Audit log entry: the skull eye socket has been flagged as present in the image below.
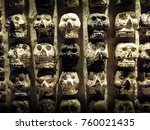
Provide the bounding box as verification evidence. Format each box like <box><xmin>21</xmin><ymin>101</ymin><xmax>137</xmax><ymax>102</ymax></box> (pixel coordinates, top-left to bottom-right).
<box><xmin>46</xmin><ymin>45</ymin><xmax>51</xmax><ymax>50</ymax></box>
<box><xmin>19</xmin><ymin>76</ymin><xmax>24</xmax><ymax>81</ymax></box>
<box><xmin>71</xmin><ymin>18</ymin><xmax>76</xmax><ymax>21</ymax></box>
<box><xmin>14</xmin><ymin>16</ymin><xmax>20</xmax><ymax>21</ymax></box>
<box><xmin>119</xmin><ymin>75</ymin><xmax>124</xmax><ymax>80</ymax></box>
<box><xmin>72</xmin><ymin>48</ymin><xmax>77</xmax><ymax>53</ymax></box>
<box><xmin>122</xmin><ymin>47</ymin><xmax>127</xmax><ymax>51</ymax></box>
<box><xmin>37</xmin><ymin>78</ymin><xmax>44</xmax><ymax>84</ymax></box>
<box><xmin>119</xmin><ymin>13</ymin><xmax>127</xmax><ymax>20</ymax></box>
<box><xmin>45</xmin><ymin>16</ymin><xmax>51</xmax><ymax>21</ymax></box>
<box><xmin>63</xmin><ymin>76</ymin><xmax>67</xmax><ymax>80</ymax></box>
<box><xmin>131</xmin><ymin>48</ymin><xmax>136</xmax><ymax>52</ymax></box>
<box><xmin>101</xmin><ymin>16</ymin><xmax>106</xmax><ymax>21</ymax></box>
<box><xmin>129</xmin><ymin>73</ymin><xmax>135</xmax><ymax>79</ymax></box>
<box><xmin>88</xmin><ymin>75</ymin><xmax>94</xmax><ymax>80</ymax></box>
<box><xmin>71</xmin><ymin>75</ymin><xmax>75</xmax><ymax>79</ymax></box>
<box><xmin>37</xmin><ymin>45</ymin><xmax>42</xmax><ymax>50</ymax></box>
<box><xmin>62</xmin><ymin>48</ymin><xmax>68</xmax><ymax>53</ymax></box>
<box><xmin>91</xmin><ymin>16</ymin><xmax>97</xmax><ymax>21</ymax></box>
<box><xmin>36</xmin><ymin>17</ymin><xmax>41</xmax><ymax>21</ymax></box>
<box><xmin>63</xmin><ymin>18</ymin><xmax>68</xmax><ymax>22</ymax></box>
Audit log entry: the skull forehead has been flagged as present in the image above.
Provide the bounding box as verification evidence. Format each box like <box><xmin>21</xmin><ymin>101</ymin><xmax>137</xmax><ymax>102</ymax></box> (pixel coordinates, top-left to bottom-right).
<box><xmin>116</xmin><ymin>11</ymin><xmax>138</xmax><ymax>19</ymax></box>
<box><xmin>116</xmin><ymin>43</ymin><xmax>137</xmax><ymax>50</ymax></box>
<box><xmin>11</xmin><ymin>14</ymin><xmax>26</xmax><ymax>21</ymax></box>
<box><xmin>61</xmin><ymin>43</ymin><xmax>80</xmax><ymax>50</ymax></box>
<box><xmin>61</xmin><ymin>13</ymin><xmax>80</xmax><ymax>20</ymax></box>
<box><xmin>61</xmin><ymin>72</ymin><xmax>79</xmax><ymax>78</ymax></box>
<box><xmin>35</xmin><ymin>14</ymin><xmax>52</xmax><ymax>20</ymax></box>
<box><xmin>89</xmin><ymin>13</ymin><xmax>107</xmax><ymax>19</ymax></box>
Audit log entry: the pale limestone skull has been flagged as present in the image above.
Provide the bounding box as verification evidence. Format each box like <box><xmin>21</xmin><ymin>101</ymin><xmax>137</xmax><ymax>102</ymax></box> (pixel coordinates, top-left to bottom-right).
<box><xmin>88</xmin><ymin>13</ymin><xmax>110</xmax><ymax>41</ymax></box>
<box><xmin>33</xmin><ymin>43</ymin><xmax>56</xmax><ymax>69</ymax></box>
<box><xmin>37</xmin><ymin>99</ymin><xmax>56</xmax><ymax>113</ymax></box>
<box><xmin>139</xmin><ymin>43</ymin><xmax>150</xmax><ymax>60</ymax></box>
<box><xmin>139</xmin><ymin>73</ymin><xmax>150</xmax><ymax>97</ymax></box>
<box><xmin>88</xmin><ymin>100</ymin><xmax>108</xmax><ymax>113</ymax></box>
<box><xmin>33</xmin><ymin>14</ymin><xmax>54</xmax><ymax>37</ymax></box>
<box><xmin>59</xmin><ymin>13</ymin><xmax>81</xmax><ymax>39</ymax></box>
<box><xmin>10</xmin><ymin>72</ymin><xmax>31</xmax><ymax>97</ymax></box>
<box><xmin>88</xmin><ymin>0</ymin><xmax>107</xmax><ymax>7</ymax></box>
<box><xmin>115</xmin><ymin>43</ymin><xmax>138</xmax><ymax>68</ymax></box>
<box><xmin>65</xmin><ymin>0</ymin><xmax>79</xmax><ymax>7</ymax></box>
<box><xmin>59</xmin><ymin>72</ymin><xmax>79</xmax><ymax>95</ymax></box>
<box><xmin>59</xmin><ymin>99</ymin><xmax>81</xmax><ymax>113</ymax></box>
<box><xmin>86</xmin><ymin>72</ymin><xmax>107</xmax><ymax>99</ymax></box>
<box><xmin>140</xmin><ymin>12</ymin><xmax>150</xmax><ymax>36</ymax></box>
<box><xmin>115</xmin><ymin>12</ymin><xmax>139</xmax><ymax>37</ymax></box>
<box><xmin>8</xmin><ymin>44</ymin><xmax>31</xmax><ymax>68</ymax></box>
<box><xmin>0</xmin><ymin>81</ymin><xmax>6</xmax><ymax>103</ymax></box>
<box><xmin>9</xmin><ymin>0</ymin><xmax>25</xmax><ymax>9</ymax></box>
<box><xmin>37</xmin><ymin>75</ymin><xmax>56</xmax><ymax>96</ymax></box>
<box><xmin>114</xmin><ymin>99</ymin><xmax>135</xmax><ymax>113</ymax></box>
<box><xmin>114</xmin><ymin>70</ymin><xmax>136</xmax><ymax>98</ymax></box>
<box><xmin>11</xmin><ymin>100</ymin><xmax>30</xmax><ymax>113</ymax></box>
<box><xmin>5</xmin><ymin>14</ymin><xmax>28</xmax><ymax>37</ymax></box>
<box><xmin>86</xmin><ymin>42</ymin><xmax>108</xmax><ymax>66</ymax></box>
<box><xmin>60</xmin><ymin>43</ymin><xmax>80</xmax><ymax>68</ymax></box>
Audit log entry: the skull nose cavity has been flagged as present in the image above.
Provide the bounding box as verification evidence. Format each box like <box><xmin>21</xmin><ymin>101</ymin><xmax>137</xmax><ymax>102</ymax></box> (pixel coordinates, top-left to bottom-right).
<box><xmin>41</xmin><ymin>49</ymin><xmax>46</xmax><ymax>55</ymax></box>
<box><xmin>127</xmin><ymin>51</ymin><xmax>132</xmax><ymax>58</ymax></box>
<box><xmin>126</xmin><ymin>19</ymin><xmax>132</xmax><ymax>29</ymax></box>
<box><xmin>97</xmin><ymin>20</ymin><xmax>103</xmax><ymax>27</ymax></box>
<box><xmin>124</xmin><ymin>80</ymin><xmax>130</xmax><ymax>90</ymax></box>
<box><xmin>67</xmin><ymin>21</ymin><xmax>72</xmax><ymax>28</ymax></box>
<box><xmin>40</xmin><ymin>21</ymin><xmax>45</xmax><ymax>28</ymax></box>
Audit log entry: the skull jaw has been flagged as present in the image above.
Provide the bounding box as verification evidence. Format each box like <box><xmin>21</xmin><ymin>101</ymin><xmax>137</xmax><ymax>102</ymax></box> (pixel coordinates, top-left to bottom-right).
<box><xmin>10</xmin><ymin>31</ymin><xmax>27</xmax><ymax>38</ymax></box>
<box><xmin>10</xmin><ymin>61</ymin><xmax>30</xmax><ymax>68</ymax></box>
<box><xmin>89</xmin><ymin>31</ymin><xmax>106</xmax><ymax>41</ymax></box>
<box><xmin>36</xmin><ymin>28</ymin><xmax>54</xmax><ymax>37</ymax></box>
<box><xmin>117</xmin><ymin>60</ymin><xmax>136</xmax><ymax>68</ymax></box>
<box><xmin>35</xmin><ymin>61</ymin><xmax>56</xmax><ymax>69</ymax></box>
<box><xmin>39</xmin><ymin>87</ymin><xmax>55</xmax><ymax>96</ymax></box>
<box><xmin>62</xmin><ymin>88</ymin><xmax>78</xmax><ymax>95</ymax></box>
<box><xmin>64</xmin><ymin>31</ymin><xmax>79</xmax><ymax>39</ymax></box>
<box><xmin>116</xmin><ymin>30</ymin><xmax>135</xmax><ymax>37</ymax></box>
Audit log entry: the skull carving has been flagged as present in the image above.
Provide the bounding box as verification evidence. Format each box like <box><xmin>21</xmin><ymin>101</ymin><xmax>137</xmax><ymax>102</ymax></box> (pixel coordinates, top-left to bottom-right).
<box><xmin>86</xmin><ymin>42</ymin><xmax>108</xmax><ymax>71</ymax></box>
<box><xmin>36</xmin><ymin>74</ymin><xmax>56</xmax><ymax>96</ymax></box>
<box><xmin>64</xmin><ymin>0</ymin><xmax>79</xmax><ymax>7</ymax></box>
<box><xmin>135</xmin><ymin>100</ymin><xmax>150</xmax><ymax>113</ymax></box>
<box><xmin>115</xmin><ymin>43</ymin><xmax>138</xmax><ymax>68</ymax></box>
<box><xmin>33</xmin><ymin>14</ymin><xmax>54</xmax><ymax>37</ymax></box>
<box><xmin>88</xmin><ymin>13</ymin><xmax>110</xmax><ymax>41</ymax></box>
<box><xmin>60</xmin><ymin>43</ymin><xmax>80</xmax><ymax>68</ymax></box>
<box><xmin>115</xmin><ymin>12</ymin><xmax>139</xmax><ymax>37</ymax></box>
<box><xmin>59</xmin><ymin>13</ymin><xmax>81</xmax><ymax>39</ymax></box>
<box><xmin>59</xmin><ymin>99</ymin><xmax>81</xmax><ymax>113</ymax></box>
<box><xmin>33</xmin><ymin>43</ymin><xmax>56</xmax><ymax>69</ymax></box>
<box><xmin>10</xmin><ymin>71</ymin><xmax>31</xmax><ymax>97</ymax></box>
<box><xmin>140</xmin><ymin>12</ymin><xmax>150</xmax><ymax>36</ymax></box>
<box><xmin>139</xmin><ymin>73</ymin><xmax>150</xmax><ymax>97</ymax></box>
<box><xmin>35</xmin><ymin>0</ymin><xmax>54</xmax><ymax>8</ymax></box>
<box><xmin>37</xmin><ymin>99</ymin><xmax>56</xmax><ymax>113</ymax></box>
<box><xmin>11</xmin><ymin>100</ymin><xmax>30</xmax><ymax>113</ymax></box>
<box><xmin>8</xmin><ymin>44</ymin><xmax>31</xmax><ymax>68</ymax></box>
<box><xmin>86</xmin><ymin>72</ymin><xmax>107</xmax><ymax>99</ymax></box>
<box><xmin>0</xmin><ymin>81</ymin><xmax>6</xmax><ymax>103</ymax></box>
<box><xmin>139</xmin><ymin>43</ymin><xmax>150</xmax><ymax>70</ymax></box>
<box><xmin>88</xmin><ymin>0</ymin><xmax>107</xmax><ymax>7</ymax></box>
<box><xmin>59</xmin><ymin>72</ymin><xmax>79</xmax><ymax>95</ymax></box>
<box><xmin>114</xmin><ymin>70</ymin><xmax>136</xmax><ymax>99</ymax></box>
<box><xmin>88</xmin><ymin>100</ymin><xmax>108</xmax><ymax>113</ymax></box>
<box><xmin>5</xmin><ymin>14</ymin><xmax>28</xmax><ymax>38</ymax></box>
<box><xmin>9</xmin><ymin>0</ymin><xmax>25</xmax><ymax>10</ymax></box>
<box><xmin>114</xmin><ymin>99</ymin><xmax>135</xmax><ymax>113</ymax></box>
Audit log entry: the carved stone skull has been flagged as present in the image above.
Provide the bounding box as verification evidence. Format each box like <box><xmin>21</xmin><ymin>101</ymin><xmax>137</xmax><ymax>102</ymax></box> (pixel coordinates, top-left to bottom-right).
<box><xmin>36</xmin><ymin>74</ymin><xmax>56</xmax><ymax>96</ymax></box>
<box><xmin>88</xmin><ymin>100</ymin><xmax>108</xmax><ymax>113</ymax></box>
<box><xmin>65</xmin><ymin>0</ymin><xmax>79</xmax><ymax>7</ymax></box>
<box><xmin>8</xmin><ymin>44</ymin><xmax>31</xmax><ymax>68</ymax></box>
<box><xmin>33</xmin><ymin>43</ymin><xmax>56</xmax><ymax>69</ymax></box>
<box><xmin>86</xmin><ymin>72</ymin><xmax>107</xmax><ymax>99</ymax></box>
<box><xmin>140</xmin><ymin>12</ymin><xmax>150</xmax><ymax>36</ymax></box>
<box><xmin>139</xmin><ymin>73</ymin><xmax>150</xmax><ymax>97</ymax></box>
<box><xmin>139</xmin><ymin>43</ymin><xmax>150</xmax><ymax>60</ymax></box>
<box><xmin>5</xmin><ymin>14</ymin><xmax>28</xmax><ymax>37</ymax></box>
<box><xmin>114</xmin><ymin>70</ymin><xmax>136</xmax><ymax>98</ymax></box>
<box><xmin>115</xmin><ymin>43</ymin><xmax>138</xmax><ymax>68</ymax></box>
<box><xmin>88</xmin><ymin>0</ymin><xmax>107</xmax><ymax>7</ymax></box>
<box><xmin>9</xmin><ymin>0</ymin><xmax>25</xmax><ymax>9</ymax></box>
<box><xmin>37</xmin><ymin>99</ymin><xmax>56</xmax><ymax>113</ymax></box>
<box><xmin>115</xmin><ymin>12</ymin><xmax>139</xmax><ymax>37</ymax></box>
<box><xmin>59</xmin><ymin>72</ymin><xmax>79</xmax><ymax>95</ymax></box>
<box><xmin>10</xmin><ymin>71</ymin><xmax>31</xmax><ymax>97</ymax></box>
<box><xmin>33</xmin><ymin>14</ymin><xmax>54</xmax><ymax>37</ymax></box>
<box><xmin>11</xmin><ymin>100</ymin><xmax>30</xmax><ymax>113</ymax></box>
<box><xmin>114</xmin><ymin>99</ymin><xmax>135</xmax><ymax>113</ymax></box>
<box><xmin>59</xmin><ymin>13</ymin><xmax>81</xmax><ymax>39</ymax></box>
<box><xmin>86</xmin><ymin>42</ymin><xmax>108</xmax><ymax>67</ymax></box>
<box><xmin>59</xmin><ymin>99</ymin><xmax>81</xmax><ymax>113</ymax></box>
<box><xmin>88</xmin><ymin>13</ymin><xmax>110</xmax><ymax>41</ymax></box>
<box><xmin>60</xmin><ymin>43</ymin><xmax>80</xmax><ymax>68</ymax></box>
